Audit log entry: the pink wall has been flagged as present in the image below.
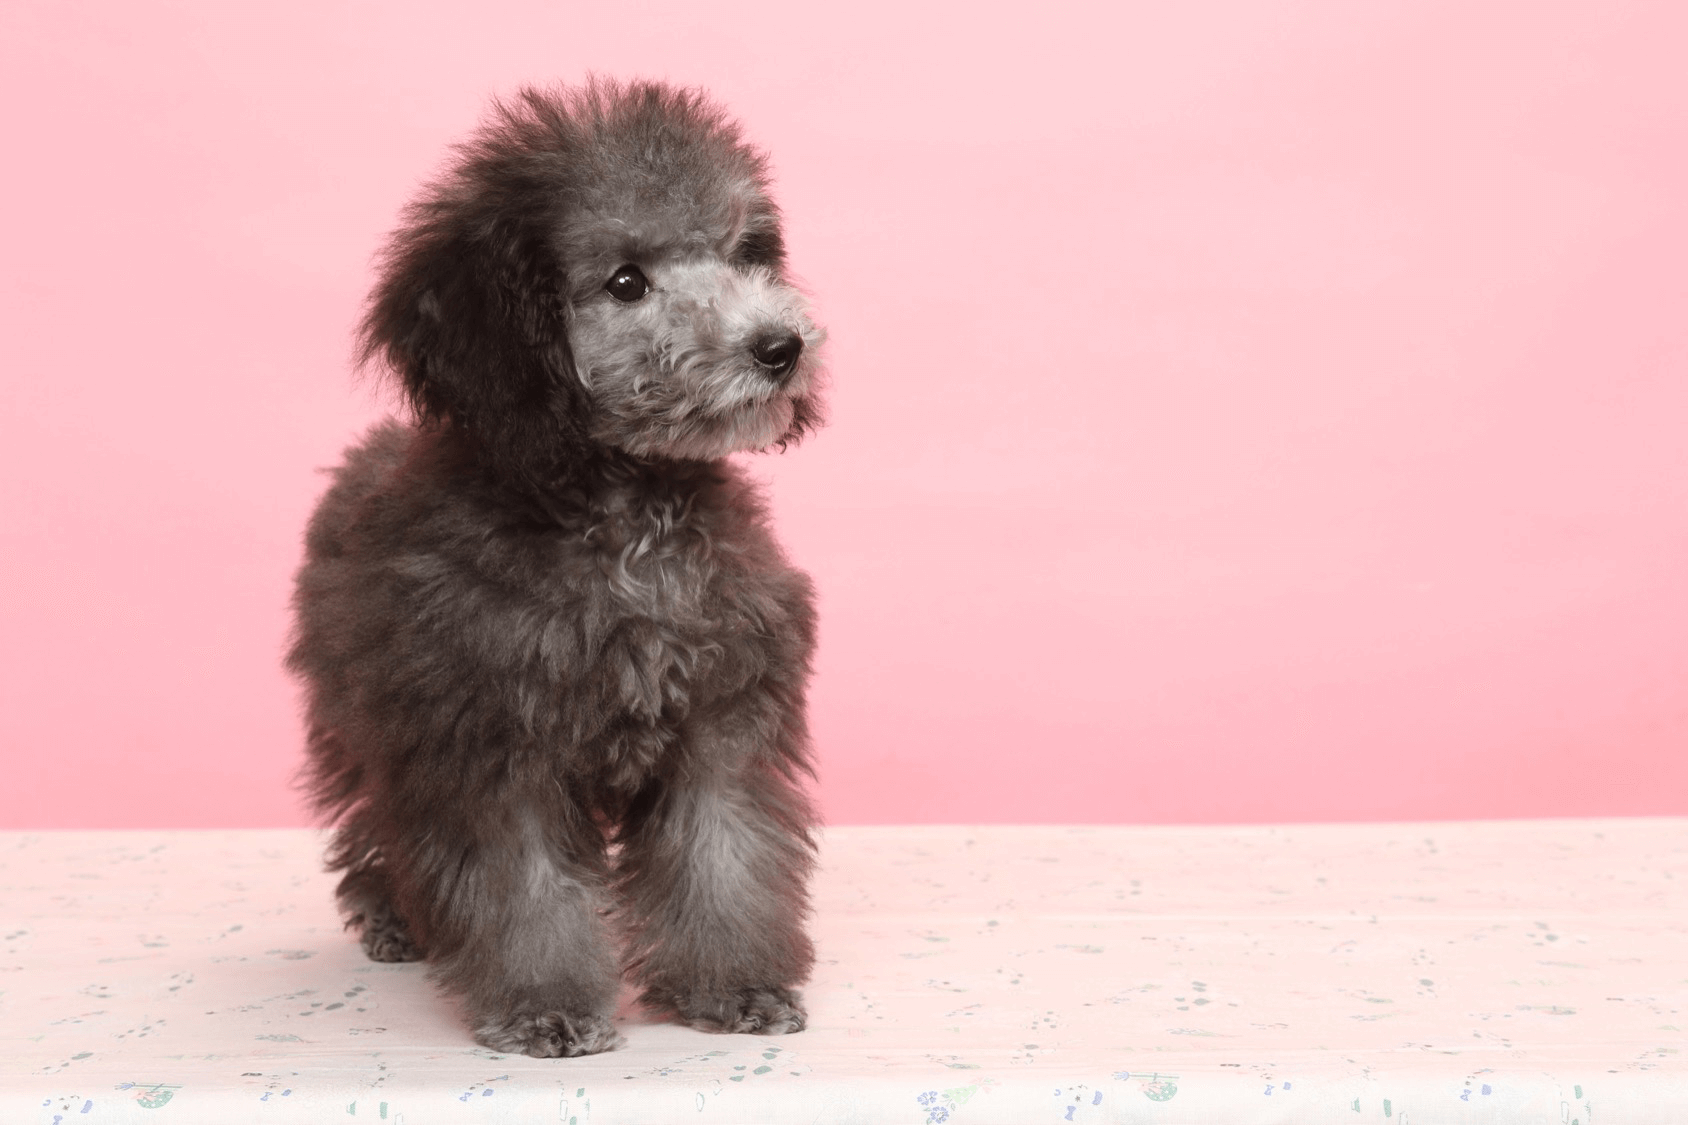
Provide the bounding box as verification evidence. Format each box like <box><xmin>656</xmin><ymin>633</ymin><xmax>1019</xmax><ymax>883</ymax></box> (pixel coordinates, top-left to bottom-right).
<box><xmin>3</xmin><ymin>1</ymin><xmax>1685</xmax><ymax>828</ymax></box>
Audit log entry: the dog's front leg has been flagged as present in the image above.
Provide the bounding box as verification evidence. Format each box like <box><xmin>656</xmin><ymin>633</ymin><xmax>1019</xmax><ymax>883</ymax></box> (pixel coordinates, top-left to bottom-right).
<box><xmin>617</xmin><ymin>743</ymin><xmax>817</xmax><ymax>1034</ymax></box>
<box><xmin>401</xmin><ymin>815</ymin><xmax>625</xmax><ymax>1058</ymax></box>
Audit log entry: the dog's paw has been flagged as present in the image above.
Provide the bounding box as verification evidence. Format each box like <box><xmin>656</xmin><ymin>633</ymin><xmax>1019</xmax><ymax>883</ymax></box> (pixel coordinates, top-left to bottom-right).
<box><xmin>474</xmin><ymin>1011</ymin><xmax>624</xmax><ymax>1058</ymax></box>
<box><xmin>358</xmin><ymin>915</ymin><xmax>424</xmax><ymax>963</ymax></box>
<box><xmin>674</xmin><ymin>987</ymin><xmax>807</xmax><ymax>1035</ymax></box>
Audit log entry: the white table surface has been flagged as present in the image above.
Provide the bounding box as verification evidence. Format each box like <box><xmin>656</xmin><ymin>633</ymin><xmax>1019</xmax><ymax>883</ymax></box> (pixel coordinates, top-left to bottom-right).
<box><xmin>2</xmin><ymin>821</ymin><xmax>1684</xmax><ymax>1123</ymax></box>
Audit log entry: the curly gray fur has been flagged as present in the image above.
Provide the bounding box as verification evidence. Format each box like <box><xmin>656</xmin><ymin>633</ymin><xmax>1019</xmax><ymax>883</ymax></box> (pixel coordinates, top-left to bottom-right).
<box><xmin>287</xmin><ymin>80</ymin><xmax>825</xmax><ymax>1058</ymax></box>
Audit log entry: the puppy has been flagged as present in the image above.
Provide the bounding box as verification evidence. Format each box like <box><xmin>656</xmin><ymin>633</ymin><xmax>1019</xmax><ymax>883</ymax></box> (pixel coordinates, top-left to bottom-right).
<box><xmin>287</xmin><ymin>80</ymin><xmax>825</xmax><ymax>1058</ymax></box>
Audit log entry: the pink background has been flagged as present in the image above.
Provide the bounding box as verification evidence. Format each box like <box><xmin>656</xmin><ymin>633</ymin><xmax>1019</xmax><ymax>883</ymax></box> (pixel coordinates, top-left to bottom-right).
<box><xmin>3</xmin><ymin>1</ymin><xmax>1685</xmax><ymax>829</ymax></box>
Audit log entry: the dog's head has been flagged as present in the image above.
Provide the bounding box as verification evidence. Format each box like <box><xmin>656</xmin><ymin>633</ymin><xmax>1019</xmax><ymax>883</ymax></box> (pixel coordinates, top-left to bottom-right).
<box><xmin>359</xmin><ymin>80</ymin><xmax>824</xmax><ymax>481</ymax></box>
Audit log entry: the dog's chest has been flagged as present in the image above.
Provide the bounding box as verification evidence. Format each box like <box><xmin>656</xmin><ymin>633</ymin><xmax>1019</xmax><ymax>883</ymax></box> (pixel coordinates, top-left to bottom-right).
<box><xmin>555</xmin><ymin>484</ymin><xmax>795</xmax><ymax>772</ymax></box>
<box><xmin>587</xmin><ymin>498</ymin><xmax>757</xmax><ymax>640</ymax></box>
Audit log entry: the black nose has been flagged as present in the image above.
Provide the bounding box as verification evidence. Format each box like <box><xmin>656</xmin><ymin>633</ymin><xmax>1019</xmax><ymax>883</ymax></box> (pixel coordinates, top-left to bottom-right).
<box><xmin>750</xmin><ymin>332</ymin><xmax>803</xmax><ymax>382</ymax></box>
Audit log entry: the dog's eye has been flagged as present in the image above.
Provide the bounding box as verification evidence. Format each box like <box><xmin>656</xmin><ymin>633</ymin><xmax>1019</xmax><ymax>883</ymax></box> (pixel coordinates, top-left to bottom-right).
<box><xmin>604</xmin><ymin>264</ymin><xmax>650</xmax><ymax>303</ymax></box>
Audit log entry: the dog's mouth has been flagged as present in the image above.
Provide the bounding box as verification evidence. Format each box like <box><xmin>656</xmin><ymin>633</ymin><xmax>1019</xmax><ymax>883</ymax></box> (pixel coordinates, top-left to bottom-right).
<box><xmin>723</xmin><ymin>356</ymin><xmax>829</xmax><ymax>449</ymax></box>
<box><xmin>584</xmin><ymin>379</ymin><xmax>810</xmax><ymax>462</ymax></box>
<box><xmin>666</xmin><ymin>390</ymin><xmax>807</xmax><ymax>460</ymax></box>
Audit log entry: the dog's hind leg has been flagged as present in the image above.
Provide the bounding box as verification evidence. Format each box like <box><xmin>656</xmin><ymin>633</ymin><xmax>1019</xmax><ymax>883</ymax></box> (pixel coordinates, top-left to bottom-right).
<box><xmin>617</xmin><ymin>750</ymin><xmax>817</xmax><ymax>1035</ymax></box>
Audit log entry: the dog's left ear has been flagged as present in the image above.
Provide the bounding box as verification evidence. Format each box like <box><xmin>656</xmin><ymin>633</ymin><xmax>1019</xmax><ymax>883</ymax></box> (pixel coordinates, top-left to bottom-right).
<box><xmin>358</xmin><ymin>127</ymin><xmax>590</xmax><ymax>483</ymax></box>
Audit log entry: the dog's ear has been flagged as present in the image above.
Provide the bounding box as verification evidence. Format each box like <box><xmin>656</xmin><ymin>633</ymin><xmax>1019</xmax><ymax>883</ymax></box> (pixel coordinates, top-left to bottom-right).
<box><xmin>358</xmin><ymin>117</ymin><xmax>590</xmax><ymax>483</ymax></box>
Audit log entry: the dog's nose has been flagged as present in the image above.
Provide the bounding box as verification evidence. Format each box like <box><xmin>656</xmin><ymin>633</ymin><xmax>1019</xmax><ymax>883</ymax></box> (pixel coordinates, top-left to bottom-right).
<box><xmin>750</xmin><ymin>332</ymin><xmax>803</xmax><ymax>382</ymax></box>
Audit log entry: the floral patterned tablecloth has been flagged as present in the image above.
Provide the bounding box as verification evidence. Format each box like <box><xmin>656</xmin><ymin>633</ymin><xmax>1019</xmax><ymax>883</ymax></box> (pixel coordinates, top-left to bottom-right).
<box><xmin>2</xmin><ymin>821</ymin><xmax>1684</xmax><ymax>1123</ymax></box>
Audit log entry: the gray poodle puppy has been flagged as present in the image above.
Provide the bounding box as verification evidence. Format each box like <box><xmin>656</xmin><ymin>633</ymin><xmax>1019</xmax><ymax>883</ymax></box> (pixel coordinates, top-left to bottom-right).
<box><xmin>287</xmin><ymin>80</ymin><xmax>825</xmax><ymax>1058</ymax></box>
